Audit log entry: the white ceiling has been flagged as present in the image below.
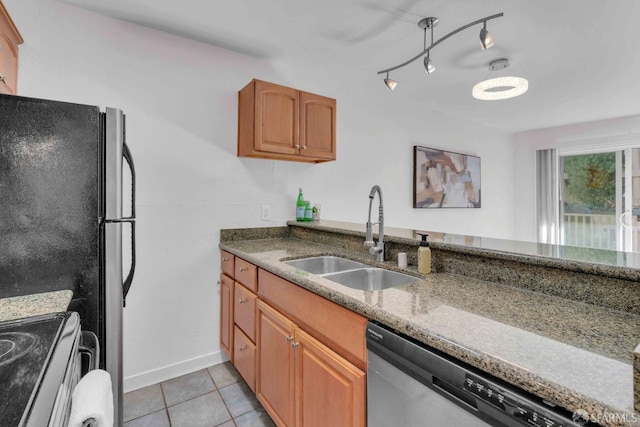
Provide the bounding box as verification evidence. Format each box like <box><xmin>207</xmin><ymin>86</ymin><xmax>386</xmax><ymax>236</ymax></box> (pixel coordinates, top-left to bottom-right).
<box><xmin>58</xmin><ymin>0</ymin><xmax>640</xmax><ymax>133</ymax></box>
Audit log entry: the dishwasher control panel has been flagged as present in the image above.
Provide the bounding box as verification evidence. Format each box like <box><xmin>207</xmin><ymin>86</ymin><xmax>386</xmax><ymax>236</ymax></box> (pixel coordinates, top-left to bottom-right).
<box><xmin>464</xmin><ymin>374</ymin><xmax>579</xmax><ymax>427</ymax></box>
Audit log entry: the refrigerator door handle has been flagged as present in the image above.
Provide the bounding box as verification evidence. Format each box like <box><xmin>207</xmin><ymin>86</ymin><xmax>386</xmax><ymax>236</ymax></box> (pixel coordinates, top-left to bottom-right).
<box><xmin>103</xmin><ymin>216</ymin><xmax>135</xmax><ymax>303</ymax></box>
<box><xmin>123</xmin><ymin>220</ymin><xmax>135</xmax><ymax>303</ymax></box>
<box><xmin>103</xmin><ymin>141</ymin><xmax>136</xmax><ymax>304</ymax></box>
<box><xmin>122</xmin><ymin>141</ymin><xmax>136</xmax><ymax>304</ymax></box>
<box><xmin>123</xmin><ymin>141</ymin><xmax>136</xmax><ymax>219</ymax></box>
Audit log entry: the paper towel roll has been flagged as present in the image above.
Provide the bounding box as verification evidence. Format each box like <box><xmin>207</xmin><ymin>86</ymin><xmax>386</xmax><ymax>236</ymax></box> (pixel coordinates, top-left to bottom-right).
<box><xmin>68</xmin><ymin>369</ymin><xmax>114</xmax><ymax>427</ymax></box>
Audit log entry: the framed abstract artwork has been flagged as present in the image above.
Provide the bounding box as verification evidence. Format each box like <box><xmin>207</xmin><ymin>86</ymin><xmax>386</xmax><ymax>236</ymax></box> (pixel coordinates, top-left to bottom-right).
<box><xmin>413</xmin><ymin>145</ymin><xmax>481</xmax><ymax>208</ymax></box>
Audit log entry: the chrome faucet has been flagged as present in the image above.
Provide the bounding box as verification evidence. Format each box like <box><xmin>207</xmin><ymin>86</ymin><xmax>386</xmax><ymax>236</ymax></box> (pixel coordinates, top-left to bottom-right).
<box><xmin>364</xmin><ymin>185</ymin><xmax>384</xmax><ymax>262</ymax></box>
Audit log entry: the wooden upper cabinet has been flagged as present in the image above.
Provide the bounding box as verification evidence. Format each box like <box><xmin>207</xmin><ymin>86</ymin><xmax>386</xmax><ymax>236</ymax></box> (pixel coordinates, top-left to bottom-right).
<box><xmin>0</xmin><ymin>1</ymin><xmax>23</xmax><ymax>95</ymax></box>
<box><xmin>238</xmin><ymin>79</ymin><xmax>336</xmax><ymax>163</ymax></box>
<box><xmin>254</xmin><ymin>80</ymin><xmax>298</xmax><ymax>156</ymax></box>
<box><xmin>299</xmin><ymin>91</ymin><xmax>336</xmax><ymax>161</ymax></box>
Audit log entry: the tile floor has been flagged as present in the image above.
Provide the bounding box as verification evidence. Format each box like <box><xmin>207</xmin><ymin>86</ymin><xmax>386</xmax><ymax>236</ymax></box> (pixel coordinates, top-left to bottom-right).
<box><xmin>123</xmin><ymin>362</ymin><xmax>275</xmax><ymax>427</ymax></box>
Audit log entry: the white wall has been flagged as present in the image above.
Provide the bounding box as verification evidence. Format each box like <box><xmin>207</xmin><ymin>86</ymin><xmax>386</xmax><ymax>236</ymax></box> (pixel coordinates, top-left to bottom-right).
<box><xmin>513</xmin><ymin>115</ymin><xmax>640</xmax><ymax>242</ymax></box>
<box><xmin>6</xmin><ymin>0</ymin><xmax>515</xmax><ymax>391</ymax></box>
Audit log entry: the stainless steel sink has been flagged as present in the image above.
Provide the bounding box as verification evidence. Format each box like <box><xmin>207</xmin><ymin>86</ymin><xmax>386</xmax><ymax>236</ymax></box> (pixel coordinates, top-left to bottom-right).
<box><xmin>322</xmin><ymin>268</ymin><xmax>418</xmax><ymax>291</ymax></box>
<box><xmin>284</xmin><ymin>256</ymin><xmax>370</xmax><ymax>275</ymax></box>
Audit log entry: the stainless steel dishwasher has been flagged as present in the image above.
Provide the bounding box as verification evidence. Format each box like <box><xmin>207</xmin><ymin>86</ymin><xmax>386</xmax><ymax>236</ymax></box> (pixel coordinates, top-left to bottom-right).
<box><xmin>366</xmin><ymin>321</ymin><xmax>591</xmax><ymax>427</ymax></box>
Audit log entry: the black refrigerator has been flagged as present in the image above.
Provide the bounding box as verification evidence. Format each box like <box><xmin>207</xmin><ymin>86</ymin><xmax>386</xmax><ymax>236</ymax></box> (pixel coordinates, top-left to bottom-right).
<box><xmin>0</xmin><ymin>94</ymin><xmax>136</xmax><ymax>425</ymax></box>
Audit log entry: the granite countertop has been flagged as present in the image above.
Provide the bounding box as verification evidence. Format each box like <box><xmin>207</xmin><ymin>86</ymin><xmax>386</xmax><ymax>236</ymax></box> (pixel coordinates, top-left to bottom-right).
<box><xmin>0</xmin><ymin>290</ymin><xmax>73</xmax><ymax>322</ymax></box>
<box><xmin>220</xmin><ymin>236</ymin><xmax>640</xmax><ymax>427</ymax></box>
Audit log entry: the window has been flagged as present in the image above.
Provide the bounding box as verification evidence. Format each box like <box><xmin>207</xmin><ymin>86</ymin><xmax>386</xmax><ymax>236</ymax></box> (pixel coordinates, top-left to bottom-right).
<box><xmin>558</xmin><ymin>147</ymin><xmax>640</xmax><ymax>252</ymax></box>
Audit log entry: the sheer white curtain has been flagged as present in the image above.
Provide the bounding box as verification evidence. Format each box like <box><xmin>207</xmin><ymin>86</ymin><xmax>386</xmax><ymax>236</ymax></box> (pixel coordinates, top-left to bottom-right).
<box><xmin>536</xmin><ymin>149</ymin><xmax>560</xmax><ymax>244</ymax></box>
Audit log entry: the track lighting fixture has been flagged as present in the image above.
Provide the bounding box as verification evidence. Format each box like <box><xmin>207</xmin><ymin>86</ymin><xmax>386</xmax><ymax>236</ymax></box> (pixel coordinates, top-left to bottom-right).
<box><xmin>424</xmin><ymin>53</ymin><xmax>435</xmax><ymax>74</ymax></box>
<box><xmin>472</xmin><ymin>58</ymin><xmax>528</xmax><ymax>100</ymax></box>
<box><xmin>422</xmin><ymin>18</ymin><xmax>436</xmax><ymax>74</ymax></box>
<box><xmin>479</xmin><ymin>22</ymin><xmax>494</xmax><ymax>50</ymax></box>
<box><xmin>378</xmin><ymin>13</ymin><xmax>504</xmax><ymax>90</ymax></box>
<box><xmin>384</xmin><ymin>72</ymin><xmax>397</xmax><ymax>91</ymax></box>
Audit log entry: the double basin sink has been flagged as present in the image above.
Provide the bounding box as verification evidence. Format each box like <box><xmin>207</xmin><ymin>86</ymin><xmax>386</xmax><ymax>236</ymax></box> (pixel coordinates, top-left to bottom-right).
<box><xmin>284</xmin><ymin>256</ymin><xmax>418</xmax><ymax>291</ymax></box>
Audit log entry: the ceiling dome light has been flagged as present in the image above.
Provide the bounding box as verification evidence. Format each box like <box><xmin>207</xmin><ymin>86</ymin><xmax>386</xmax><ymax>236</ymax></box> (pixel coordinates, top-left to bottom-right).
<box><xmin>473</xmin><ymin>58</ymin><xmax>528</xmax><ymax>100</ymax></box>
<box><xmin>424</xmin><ymin>53</ymin><xmax>436</xmax><ymax>74</ymax></box>
<box><xmin>384</xmin><ymin>72</ymin><xmax>397</xmax><ymax>91</ymax></box>
<box><xmin>472</xmin><ymin>76</ymin><xmax>528</xmax><ymax>100</ymax></box>
<box><xmin>479</xmin><ymin>22</ymin><xmax>494</xmax><ymax>50</ymax></box>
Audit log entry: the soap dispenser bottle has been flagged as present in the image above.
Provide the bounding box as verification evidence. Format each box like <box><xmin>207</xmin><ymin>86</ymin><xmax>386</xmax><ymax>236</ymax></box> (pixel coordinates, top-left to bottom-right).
<box><xmin>417</xmin><ymin>233</ymin><xmax>431</xmax><ymax>274</ymax></box>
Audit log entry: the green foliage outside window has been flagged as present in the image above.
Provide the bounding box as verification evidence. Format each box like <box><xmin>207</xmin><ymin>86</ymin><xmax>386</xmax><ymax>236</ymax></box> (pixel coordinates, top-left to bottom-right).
<box><xmin>563</xmin><ymin>153</ymin><xmax>616</xmax><ymax>212</ymax></box>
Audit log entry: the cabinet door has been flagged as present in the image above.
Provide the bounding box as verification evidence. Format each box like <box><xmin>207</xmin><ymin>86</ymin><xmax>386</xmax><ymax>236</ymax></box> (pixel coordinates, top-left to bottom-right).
<box><xmin>298</xmin><ymin>91</ymin><xmax>336</xmax><ymax>161</ymax></box>
<box><xmin>256</xmin><ymin>300</ymin><xmax>296</xmax><ymax>427</ymax></box>
<box><xmin>295</xmin><ymin>329</ymin><xmax>365</xmax><ymax>427</ymax></box>
<box><xmin>219</xmin><ymin>274</ymin><xmax>234</xmax><ymax>361</ymax></box>
<box><xmin>0</xmin><ymin>3</ymin><xmax>22</xmax><ymax>95</ymax></box>
<box><xmin>255</xmin><ymin>80</ymin><xmax>299</xmax><ymax>156</ymax></box>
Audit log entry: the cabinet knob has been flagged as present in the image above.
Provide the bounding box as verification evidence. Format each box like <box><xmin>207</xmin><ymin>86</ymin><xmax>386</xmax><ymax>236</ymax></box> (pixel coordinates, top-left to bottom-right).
<box><xmin>285</xmin><ymin>336</ymin><xmax>293</xmax><ymax>343</ymax></box>
<box><xmin>301</xmin><ymin>145</ymin><xmax>307</xmax><ymax>150</ymax></box>
<box><xmin>239</xmin><ymin>267</ymin><xmax>247</xmax><ymax>272</ymax></box>
<box><xmin>238</xmin><ymin>298</ymin><xmax>247</xmax><ymax>304</ymax></box>
<box><xmin>222</xmin><ymin>257</ymin><xmax>229</xmax><ymax>262</ymax></box>
<box><xmin>239</xmin><ymin>345</ymin><xmax>246</xmax><ymax>352</ymax></box>
<box><xmin>0</xmin><ymin>73</ymin><xmax>5</xmax><ymax>83</ymax></box>
<box><xmin>291</xmin><ymin>342</ymin><xmax>300</xmax><ymax>349</ymax></box>
<box><xmin>294</xmin><ymin>144</ymin><xmax>300</xmax><ymax>149</ymax></box>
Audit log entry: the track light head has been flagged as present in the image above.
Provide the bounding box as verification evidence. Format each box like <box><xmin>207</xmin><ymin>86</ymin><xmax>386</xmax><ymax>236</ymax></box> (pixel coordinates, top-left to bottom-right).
<box><xmin>479</xmin><ymin>22</ymin><xmax>494</xmax><ymax>50</ymax></box>
<box><xmin>384</xmin><ymin>73</ymin><xmax>397</xmax><ymax>90</ymax></box>
<box><xmin>423</xmin><ymin>54</ymin><xmax>436</xmax><ymax>74</ymax></box>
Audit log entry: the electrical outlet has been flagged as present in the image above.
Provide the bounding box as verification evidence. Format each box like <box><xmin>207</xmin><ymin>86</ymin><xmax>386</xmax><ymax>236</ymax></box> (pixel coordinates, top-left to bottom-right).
<box><xmin>261</xmin><ymin>205</ymin><xmax>271</xmax><ymax>221</ymax></box>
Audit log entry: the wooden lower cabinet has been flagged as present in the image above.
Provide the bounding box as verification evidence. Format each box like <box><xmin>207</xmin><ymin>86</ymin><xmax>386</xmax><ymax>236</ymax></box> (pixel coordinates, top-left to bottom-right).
<box><xmin>234</xmin><ymin>326</ymin><xmax>257</xmax><ymax>392</ymax></box>
<box><xmin>234</xmin><ymin>282</ymin><xmax>257</xmax><ymax>341</ymax></box>
<box><xmin>219</xmin><ymin>273</ymin><xmax>234</xmax><ymax>361</ymax></box>
<box><xmin>256</xmin><ymin>301</ymin><xmax>297</xmax><ymax>426</ymax></box>
<box><xmin>257</xmin><ymin>300</ymin><xmax>365</xmax><ymax>427</ymax></box>
<box><xmin>296</xmin><ymin>328</ymin><xmax>365</xmax><ymax>427</ymax></box>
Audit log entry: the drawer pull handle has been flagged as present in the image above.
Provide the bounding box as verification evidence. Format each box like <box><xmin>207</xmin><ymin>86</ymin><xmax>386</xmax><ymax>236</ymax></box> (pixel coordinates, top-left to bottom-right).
<box><xmin>239</xmin><ymin>345</ymin><xmax>246</xmax><ymax>352</ymax></box>
<box><xmin>239</xmin><ymin>267</ymin><xmax>247</xmax><ymax>272</ymax></box>
<box><xmin>222</xmin><ymin>257</ymin><xmax>229</xmax><ymax>262</ymax></box>
<box><xmin>238</xmin><ymin>298</ymin><xmax>247</xmax><ymax>304</ymax></box>
<box><xmin>291</xmin><ymin>342</ymin><xmax>300</xmax><ymax>349</ymax></box>
<box><xmin>285</xmin><ymin>336</ymin><xmax>293</xmax><ymax>343</ymax></box>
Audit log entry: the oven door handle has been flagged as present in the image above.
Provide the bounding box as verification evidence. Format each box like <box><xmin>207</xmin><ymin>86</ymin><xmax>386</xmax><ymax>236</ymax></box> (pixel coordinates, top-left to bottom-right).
<box><xmin>79</xmin><ymin>331</ymin><xmax>100</xmax><ymax>373</ymax></box>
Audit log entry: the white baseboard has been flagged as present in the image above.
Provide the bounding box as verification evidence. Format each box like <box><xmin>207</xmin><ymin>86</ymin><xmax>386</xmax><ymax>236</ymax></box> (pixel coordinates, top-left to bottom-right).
<box><xmin>123</xmin><ymin>351</ymin><xmax>228</xmax><ymax>393</ymax></box>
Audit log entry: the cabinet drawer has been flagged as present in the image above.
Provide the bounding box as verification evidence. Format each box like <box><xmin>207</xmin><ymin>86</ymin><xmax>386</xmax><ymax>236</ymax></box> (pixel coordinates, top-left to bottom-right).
<box><xmin>235</xmin><ymin>258</ymin><xmax>257</xmax><ymax>291</ymax></box>
<box><xmin>258</xmin><ymin>269</ymin><xmax>367</xmax><ymax>371</ymax></box>
<box><xmin>234</xmin><ymin>282</ymin><xmax>257</xmax><ymax>342</ymax></box>
<box><xmin>233</xmin><ymin>326</ymin><xmax>256</xmax><ymax>392</ymax></box>
<box><xmin>221</xmin><ymin>251</ymin><xmax>235</xmax><ymax>278</ymax></box>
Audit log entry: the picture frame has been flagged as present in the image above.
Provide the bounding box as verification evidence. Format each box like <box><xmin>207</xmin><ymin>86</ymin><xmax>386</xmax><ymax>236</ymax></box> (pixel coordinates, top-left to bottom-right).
<box><xmin>413</xmin><ymin>145</ymin><xmax>481</xmax><ymax>208</ymax></box>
